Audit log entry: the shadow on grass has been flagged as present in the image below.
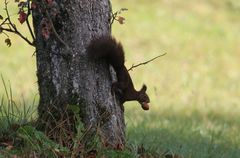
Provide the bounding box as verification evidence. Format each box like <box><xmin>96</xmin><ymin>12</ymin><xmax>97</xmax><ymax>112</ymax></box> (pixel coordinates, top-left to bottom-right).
<box><xmin>126</xmin><ymin>109</ymin><xmax>240</xmax><ymax>158</ymax></box>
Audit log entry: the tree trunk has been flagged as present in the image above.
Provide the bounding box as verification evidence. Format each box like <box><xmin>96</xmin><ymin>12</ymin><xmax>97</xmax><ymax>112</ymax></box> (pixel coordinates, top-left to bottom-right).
<box><xmin>32</xmin><ymin>0</ymin><xmax>125</xmax><ymax>149</ymax></box>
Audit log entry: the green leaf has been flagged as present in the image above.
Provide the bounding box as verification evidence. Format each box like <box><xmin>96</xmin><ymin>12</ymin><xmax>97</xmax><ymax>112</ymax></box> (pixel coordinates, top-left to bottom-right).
<box><xmin>68</xmin><ymin>104</ymin><xmax>80</xmax><ymax>114</ymax></box>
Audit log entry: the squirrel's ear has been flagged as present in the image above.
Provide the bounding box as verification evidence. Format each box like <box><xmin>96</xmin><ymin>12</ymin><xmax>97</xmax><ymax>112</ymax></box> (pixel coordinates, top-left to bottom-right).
<box><xmin>141</xmin><ymin>84</ymin><xmax>147</xmax><ymax>92</ymax></box>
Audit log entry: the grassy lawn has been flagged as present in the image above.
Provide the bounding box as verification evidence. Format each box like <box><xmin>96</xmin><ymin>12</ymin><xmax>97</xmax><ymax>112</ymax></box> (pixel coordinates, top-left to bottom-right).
<box><xmin>1</xmin><ymin>0</ymin><xmax>240</xmax><ymax>157</ymax></box>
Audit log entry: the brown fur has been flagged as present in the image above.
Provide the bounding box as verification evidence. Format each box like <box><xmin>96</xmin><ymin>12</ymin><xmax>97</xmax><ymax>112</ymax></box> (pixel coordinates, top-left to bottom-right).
<box><xmin>87</xmin><ymin>36</ymin><xmax>150</xmax><ymax>110</ymax></box>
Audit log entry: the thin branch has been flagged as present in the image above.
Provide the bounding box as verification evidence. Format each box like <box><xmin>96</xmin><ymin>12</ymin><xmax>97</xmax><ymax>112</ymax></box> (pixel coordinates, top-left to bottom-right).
<box><xmin>1</xmin><ymin>27</ymin><xmax>35</xmax><ymax>46</ymax></box>
<box><xmin>110</xmin><ymin>8</ymin><xmax>128</xmax><ymax>28</ymax></box>
<box><xmin>46</xmin><ymin>11</ymin><xmax>68</xmax><ymax>48</ymax></box>
<box><xmin>4</xmin><ymin>0</ymin><xmax>12</xmax><ymax>27</ymax></box>
<box><xmin>4</xmin><ymin>0</ymin><xmax>17</xmax><ymax>32</ymax></box>
<box><xmin>41</xmin><ymin>0</ymin><xmax>69</xmax><ymax>49</ymax></box>
<box><xmin>1</xmin><ymin>28</ymin><xmax>35</xmax><ymax>46</ymax></box>
<box><xmin>2</xmin><ymin>0</ymin><xmax>35</xmax><ymax>46</ymax></box>
<box><xmin>26</xmin><ymin>0</ymin><xmax>35</xmax><ymax>41</ymax></box>
<box><xmin>110</xmin><ymin>11</ymin><xmax>118</xmax><ymax>27</ymax></box>
<box><xmin>0</xmin><ymin>18</ymin><xmax>8</xmax><ymax>26</ymax></box>
<box><xmin>128</xmin><ymin>53</ymin><xmax>167</xmax><ymax>71</ymax></box>
<box><xmin>1</xmin><ymin>27</ymin><xmax>14</xmax><ymax>33</ymax></box>
<box><xmin>2</xmin><ymin>31</ymin><xmax>9</xmax><ymax>38</ymax></box>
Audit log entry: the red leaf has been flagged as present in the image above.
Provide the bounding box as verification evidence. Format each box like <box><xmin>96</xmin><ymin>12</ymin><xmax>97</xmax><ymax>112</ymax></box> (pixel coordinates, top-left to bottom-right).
<box><xmin>18</xmin><ymin>11</ymin><xmax>27</xmax><ymax>24</ymax></box>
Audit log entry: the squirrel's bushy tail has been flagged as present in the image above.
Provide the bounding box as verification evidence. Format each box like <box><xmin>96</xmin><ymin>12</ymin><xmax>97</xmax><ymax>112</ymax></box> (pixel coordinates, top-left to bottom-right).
<box><xmin>87</xmin><ymin>36</ymin><xmax>125</xmax><ymax>70</ymax></box>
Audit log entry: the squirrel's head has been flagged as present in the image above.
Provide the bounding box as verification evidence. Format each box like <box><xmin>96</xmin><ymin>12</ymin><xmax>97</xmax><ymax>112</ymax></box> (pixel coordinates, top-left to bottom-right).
<box><xmin>138</xmin><ymin>84</ymin><xmax>150</xmax><ymax>110</ymax></box>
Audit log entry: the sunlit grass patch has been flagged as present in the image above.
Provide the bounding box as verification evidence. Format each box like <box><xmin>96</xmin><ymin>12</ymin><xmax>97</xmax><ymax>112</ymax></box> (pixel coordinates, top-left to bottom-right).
<box><xmin>0</xmin><ymin>0</ymin><xmax>240</xmax><ymax>157</ymax></box>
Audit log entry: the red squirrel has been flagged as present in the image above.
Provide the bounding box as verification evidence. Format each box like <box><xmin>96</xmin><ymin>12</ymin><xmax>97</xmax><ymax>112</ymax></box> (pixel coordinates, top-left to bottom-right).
<box><xmin>87</xmin><ymin>36</ymin><xmax>150</xmax><ymax>110</ymax></box>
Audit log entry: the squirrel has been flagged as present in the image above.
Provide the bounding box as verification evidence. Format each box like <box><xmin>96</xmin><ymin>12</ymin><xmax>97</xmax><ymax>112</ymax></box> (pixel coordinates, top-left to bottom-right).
<box><xmin>87</xmin><ymin>36</ymin><xmax>150</xmax><ymax>111</ymax></box>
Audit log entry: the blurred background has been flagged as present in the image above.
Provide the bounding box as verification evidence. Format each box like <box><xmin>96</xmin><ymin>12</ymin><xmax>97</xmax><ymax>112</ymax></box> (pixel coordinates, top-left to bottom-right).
<box><xmin>0</xmin><ymin>0</ymin><xmax>240</xmax><ymax>157</ymax></box>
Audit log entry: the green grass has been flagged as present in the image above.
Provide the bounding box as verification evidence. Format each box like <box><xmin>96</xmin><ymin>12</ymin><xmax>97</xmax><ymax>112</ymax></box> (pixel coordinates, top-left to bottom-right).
<box><xmin>1</xmin><ymin>0</ymin><xmax>240</xmax><ymax>157</ymax></box>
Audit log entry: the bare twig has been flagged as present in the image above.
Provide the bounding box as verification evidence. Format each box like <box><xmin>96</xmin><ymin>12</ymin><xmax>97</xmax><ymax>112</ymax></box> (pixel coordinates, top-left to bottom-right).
<box><xmin>110</xmin><ymin>8</ymin><xmax>128</xmax><ymax>28</ymax></box>
<box><xmin>1</xmin><ymin>31</ymin><xmax>9</xmax><ymax>38</ymax></box>
<box><xmin>0</xmin><ymin>18</ymin><xmax>8</xmax><ymax>26</ymax></box>
<box><xmin>46</xmin><ymin>11</ymin><xmax>69</xmax><ymax>49</ymax></box>
<box><xmin>1</xmin><ymin>27</ymin><xmax>35</xmax><ymax>46</ymax></box>
<box><xmin>128</xmin><ymin>53</ymin><xmax>167</xmax><ymax>71</ymax></box>
<box><xmin>4</xmin><ymin>0</ymin><xmax>12</xmax><ymax>26</ymax></box>
<box><xmin>110</xmin><ymin>11</ymin><xmax>118</xmax><ymax>27</ymax></box>
<box><xmin>26</xmin><ymin>0</ymin><xmax>35</xmax><ymax>42</ymax></box>
<box><xmin>1</xmin><ymin>27</ymin><xmax>15</xmax><ymax>33</ymax></box>
<box><xmin>2</xmin><ymin>0</ymin><xmax>35</xmax><ymax>46</ymax></box>
<box><xmin>41</xmin><ymin>0</ymin><xmax>69</xmax><ymax>49</ymax></box>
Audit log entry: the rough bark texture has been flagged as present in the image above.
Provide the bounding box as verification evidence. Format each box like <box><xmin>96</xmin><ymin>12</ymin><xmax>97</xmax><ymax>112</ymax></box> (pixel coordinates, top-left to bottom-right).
<box><xmin>32</xmin><ymin>0</ymin><xmax>125</xmax><ymax>148</ymax></box>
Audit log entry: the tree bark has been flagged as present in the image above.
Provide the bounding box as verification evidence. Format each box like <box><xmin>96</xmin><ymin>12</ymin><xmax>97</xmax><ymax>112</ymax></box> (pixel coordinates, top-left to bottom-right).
<box><xmin>32</xmin><ymin>0</ymin><xmax>125</xmax><ymax>149</ymax></box>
